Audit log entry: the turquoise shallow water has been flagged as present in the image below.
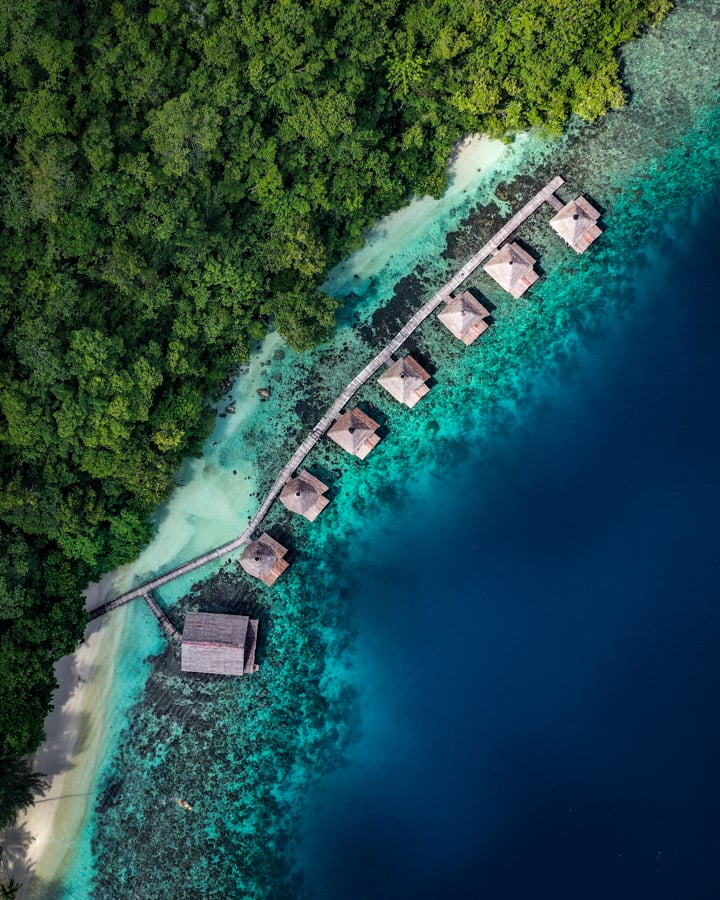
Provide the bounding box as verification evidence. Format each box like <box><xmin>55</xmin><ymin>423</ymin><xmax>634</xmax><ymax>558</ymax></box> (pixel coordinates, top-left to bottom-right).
<box><xmin>38</xmin><ymin>2</ymin><xmax>720</xmax><ymax>897</ymax></box>
<box><xmin>56</xmin><ymin>606</ymin><xmax>163</xmax><ymax>898</ymax></box>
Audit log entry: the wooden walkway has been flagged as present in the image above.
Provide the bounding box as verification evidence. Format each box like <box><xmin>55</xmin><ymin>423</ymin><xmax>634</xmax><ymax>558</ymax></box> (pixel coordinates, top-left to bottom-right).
<box><xmin>88</xmin><ymin>176</ymin><xmax>564</xmax><ymax>622</ymax></box>
<box><xmin>142</xmin><ymin>593</ymin><xmax>182</xmax><ymax>643</ymax></box>
<box><xmin>89</xmin><ymin>589</ymin><xmax>183</xmax><ymax>641</ymax></box>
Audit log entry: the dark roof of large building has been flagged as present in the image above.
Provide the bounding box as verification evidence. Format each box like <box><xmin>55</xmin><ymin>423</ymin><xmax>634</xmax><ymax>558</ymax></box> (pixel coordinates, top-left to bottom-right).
<box><xmin>181</xmin><ymin>611</ymin><xmax>258</xmax><ymax>676</ymax></box>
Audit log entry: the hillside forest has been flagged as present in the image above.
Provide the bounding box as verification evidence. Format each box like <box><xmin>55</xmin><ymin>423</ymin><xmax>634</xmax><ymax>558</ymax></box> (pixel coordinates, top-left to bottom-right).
<box><xmin>0</xmin><ymin>0</ymin><xmax>670</xmax><ymax>825</ymax></box>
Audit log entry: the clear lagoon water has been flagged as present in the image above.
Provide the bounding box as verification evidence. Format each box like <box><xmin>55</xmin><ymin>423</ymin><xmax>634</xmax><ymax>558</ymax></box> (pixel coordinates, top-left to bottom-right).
<box><xmin>33</xmin><ymin>2</ymin><xmax>720</xmax><ymax>897</ymax></box>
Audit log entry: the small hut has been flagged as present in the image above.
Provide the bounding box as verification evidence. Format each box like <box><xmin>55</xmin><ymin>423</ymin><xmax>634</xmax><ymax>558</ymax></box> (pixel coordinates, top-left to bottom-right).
<box><xmin>181</xmin><ymin>611</ymin><xmax>259</xmax><ymax>676</ymax></box>
<box><xmin>240</xmin><ymin>532</ymin><xmax>289</xmax><ymax>586</ymax></box>
<box><xmin>483</xmin><ymin>242</ymin><xmax>539</xmax><ymax>298</ymax></box>
<box><xmin>328</xmin><ymin>408</ymin><xmax>381</xmax><ymax>459</ymax></box>
<box><xmin>378</xmin><ymin>356</ymin><xmax>431</xmax><ymax>408</ymax></box>
<box><xmin>280</xmin><ymin>469</ymin><xmax>330</xmax><ymax>521</ymax></box>
<box><xmin>550</xmin><ymin>196</ymin><xmax>602</xmax><ymax>253</ymax></box>
<box><xmin>438</xmin><ymin>291</ymin><xmax>491</xmax><ymax>345</ymax></box>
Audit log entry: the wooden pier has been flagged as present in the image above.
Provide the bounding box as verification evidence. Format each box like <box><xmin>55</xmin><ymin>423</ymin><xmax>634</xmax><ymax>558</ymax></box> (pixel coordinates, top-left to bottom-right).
<box><xmin>142</xmin><ymin>593</ymin><xmax>182</xmax><ymax>643</ymax></box>
<box><xmin>89</xmin><ymin>176</ymin><xmax>565</xmax><ymax>624</ymax></box>
<box><xmin>89</xmin><ymin>589</ymin><xmax>182</xmax><ymax>641</ymax></box>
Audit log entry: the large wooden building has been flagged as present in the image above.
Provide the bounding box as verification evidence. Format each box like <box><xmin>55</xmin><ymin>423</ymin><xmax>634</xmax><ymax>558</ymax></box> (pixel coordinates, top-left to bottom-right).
<box><xmin>328</xmin><ymin>408</ymin><xmax>381</xmax><ymax>459</ymax></box>
<box><xmin>240</xmin><ymin>532</ymin><xmax>289</xmax><ymax>585</ymax></box>
<box><xmin>378</xmin><ymin>356</ymin><xmax>431</xmax><ymax>408</ymax></box>
<box><xmin>438</xmin><ymin>291</ymin><xmax>492</xmax><ymax>345</ymax></box>
<box><xmin>550</xmin><ymin>196</ymin><xmax>602</xmax><ymax>253</ymax></box>
<box><xmin>181</xmin><ymin>611</ymin><xmax>259</xmax><ymax>676</ymax></box>
<box><xmin>483</xmin><ymin>242</ymin><xmax>539</xmax><ymax>298</ymax></box>
<box><xmin>280</xmin><ymin>469</ymin><xmax>330</xmax><ymax>521</ymax></box>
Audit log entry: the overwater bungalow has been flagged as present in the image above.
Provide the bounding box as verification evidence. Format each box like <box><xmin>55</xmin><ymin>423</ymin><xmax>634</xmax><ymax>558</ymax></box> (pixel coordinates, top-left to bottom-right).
<box><xmin>378</xmin><ymin>356</ymin><xmax>431</xmax><ymax>408</ymax></box>
<box><xmin>181</xmin><ymin>611</ymin><xmax>259</xmax><ymax>676</ymax></box>
<box><xmin>549</xmin><ymin>196</ymin><xmax>603</xmax><ymax>253</ymax></box>
<box><xmin>240</xmin><ymin>532</ymin><xmax>289</xmax><ymax>585</ymax></box>
<box><xmin>438</xmin><ymin>291</ymin><xmax>492</xmax><ymax>345</ymax></box>
<box><xmin>280</xmin><ymin>469</ymin><xmax>330</xmax><ymax>521</ymax></box>
<box><xmin>483</xmin><ymin>242</ymin><xmax>539</xmax><ymax>298</ymax></box>
<box><xmin>328</xmin><ymin>407</ymin><xmax>381</xmax><ymax>459</ymax></box>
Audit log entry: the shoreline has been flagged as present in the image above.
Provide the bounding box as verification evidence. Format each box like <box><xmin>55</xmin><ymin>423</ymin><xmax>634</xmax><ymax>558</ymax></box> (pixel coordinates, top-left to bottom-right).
<box><xmin>2</xmin><ymin>332</ymin><xmax>281</xmax><ymax>894</ymax></box>
<box><xmin>323</xmin><ymin>133</ymin><xmax>522</xmax><ymax>297</ymax></box>
<box><xmin>9</xmin><ymin>595</ymin><xmax>129</xmax><ymax>898</ymax></box>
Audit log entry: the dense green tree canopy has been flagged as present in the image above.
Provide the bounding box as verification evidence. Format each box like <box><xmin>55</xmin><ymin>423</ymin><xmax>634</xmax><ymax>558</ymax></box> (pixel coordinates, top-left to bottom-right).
<box><xmin>0</xmin><ymin>0</ymin><xmax>670</xmax><ymax>819</ymax></box>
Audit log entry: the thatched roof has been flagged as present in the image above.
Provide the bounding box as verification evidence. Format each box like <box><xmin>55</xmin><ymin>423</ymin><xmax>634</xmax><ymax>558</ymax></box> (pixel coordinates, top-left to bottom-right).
<box><xmin>280</xmin><ymin>469</ymin><xmax>329</xmax><ymax>520</ymax></box>
<box><xmin>438</xmin><ymin>291</ymin><xmax>491</xmax><ymax>345</ymax></box>
<box><xmin>550</xmin><ymin>196</ymin><xmax>602</xmax><ymax>252</ymax></box>
<box><xmin>241</xmin><ymin>538</ymin><xmax>277</xmax><ymax>577</ymax></box>
<box><xmin>240</xmin><ymin>532</ymin><xmax>289</xmax><ymax>585</ymax></box>
<box><xmin>378</xmin><ymin>356</ymin><xmax>431</xmax><ymax>407</ymax></box>
<box><xmin>328</xmin><ymin>408</ymin><xmax>381</xmax><ymax>458</ymax></box>
<box><xmin>483</xmin><ymin>242</ymin><xmax>538</xmax><ymax>298</ymax></box>
<box><xmin>181</xmin><ymin>612</ymin><xmax>260</xmax><ymax>676</ymax></box>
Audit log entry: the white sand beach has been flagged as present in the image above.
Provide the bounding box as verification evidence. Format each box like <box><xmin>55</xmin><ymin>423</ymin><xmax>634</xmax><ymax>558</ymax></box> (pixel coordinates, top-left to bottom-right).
<box><xmin>324</xmin><ymin>134</ymin><xmax>521</xmax><ymax>291</ymax></box>
<box><xmin>7</xmin><ymin>579</ymin><xmax>128</xmax><ymax>897</ymax></box>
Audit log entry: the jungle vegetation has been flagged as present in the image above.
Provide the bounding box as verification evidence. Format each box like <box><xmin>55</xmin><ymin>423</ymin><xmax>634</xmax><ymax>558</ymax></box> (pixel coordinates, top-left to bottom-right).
<box><xmin>0</xmin><ymin>0</ymin><xmax>670</xmax><ymax>824</ymax></box>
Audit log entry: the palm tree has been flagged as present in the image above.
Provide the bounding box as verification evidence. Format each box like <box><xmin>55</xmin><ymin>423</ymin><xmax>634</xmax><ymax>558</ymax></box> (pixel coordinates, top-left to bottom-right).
<box><xmin>0</xmin><ymin>848</ymin><xmax>22</xmax><ymax>899</ymax></box>
<box><xmin>0</xmin><ymin>751</ymin><xmax>49</xmax><ymax>830</ymax></box>
<box><xmin>0</xmin><ymin>876</ymin><xmax>21</xmax><ymax>900</ymax></box>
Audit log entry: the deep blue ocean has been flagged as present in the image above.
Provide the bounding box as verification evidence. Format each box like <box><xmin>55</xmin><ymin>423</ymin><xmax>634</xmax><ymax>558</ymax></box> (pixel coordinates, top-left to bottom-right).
<box><xmin>299</xmin><ymin>208</ymin><xmax>720</xmax><ymax>899</ymax></box>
